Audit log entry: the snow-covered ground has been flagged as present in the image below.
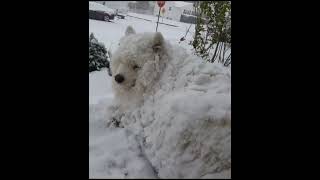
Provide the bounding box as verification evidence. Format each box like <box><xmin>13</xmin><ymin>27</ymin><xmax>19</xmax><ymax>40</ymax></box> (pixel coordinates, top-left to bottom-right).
<box><xmin>89</xmin><ymin>70</ymin><xmax>158</xmax><ymax>178</ymax></box>
<box><xmin>89</xmin><ymin>12</ymin><xmax>196</xmax><ymax>56</ymax></box>
<box><xmin>89</xmin><ymin>12</ymin><xmax>230</xmax><ymax>179</ymax></box>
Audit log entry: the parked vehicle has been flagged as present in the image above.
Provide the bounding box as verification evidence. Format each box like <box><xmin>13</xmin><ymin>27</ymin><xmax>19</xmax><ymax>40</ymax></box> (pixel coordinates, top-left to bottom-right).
<box><xmin>115</xmin><ymin>9</ymin><xmax>128</xmax><ymax>19</ymax></box>
<box><xmin>89</xmin><ymin>2</ymin><xmax>115</xmax><ymax>21</ymax></box>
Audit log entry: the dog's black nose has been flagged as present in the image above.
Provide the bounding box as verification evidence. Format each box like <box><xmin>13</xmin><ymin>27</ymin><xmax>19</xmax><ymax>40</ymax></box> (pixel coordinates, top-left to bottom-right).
<box><xmin>115</xmin><ymin>74</ymin><xmax>125</xmax><ymax>83</ymax></box>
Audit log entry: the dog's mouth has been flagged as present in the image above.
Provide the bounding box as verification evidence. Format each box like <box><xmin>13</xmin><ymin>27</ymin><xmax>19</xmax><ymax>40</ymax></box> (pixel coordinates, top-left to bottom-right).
<box><xmin>115</xmin><ymin>79</ymin><xmax>136</xmax><ymax>90</ymax></box>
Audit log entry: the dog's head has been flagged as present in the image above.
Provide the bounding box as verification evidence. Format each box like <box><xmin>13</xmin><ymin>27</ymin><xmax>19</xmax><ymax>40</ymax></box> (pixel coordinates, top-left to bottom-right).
<box><xmin>111</xmin><ymin>26</ymin><xmax>166</xmax><ymax>97</ymax></box>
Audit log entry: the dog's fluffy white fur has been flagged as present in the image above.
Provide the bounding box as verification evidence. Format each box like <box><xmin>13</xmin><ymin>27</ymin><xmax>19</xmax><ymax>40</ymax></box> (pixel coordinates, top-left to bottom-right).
<box><xmin>111</xmin><ymin>26</ymin><xmax>169</xmax><ymax>110</ymax></box>
<box><xmin>109</xmin><ymin>26</ymin><xmax>231</xmax><ymax>178</ymax></box>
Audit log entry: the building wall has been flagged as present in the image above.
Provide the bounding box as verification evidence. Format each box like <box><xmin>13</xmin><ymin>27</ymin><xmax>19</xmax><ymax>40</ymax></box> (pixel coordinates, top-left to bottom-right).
<box><xmin>103</xmin><ymin>1</ymin><xmax>130</xmax><ymax>11</ymax></box>
<box><xmin>181</xmin><ymin>4</ymin><xmax>195</xmax><ymax>15</ymax></box>
<box><xmin>169</xmin><ymin>7</ymin><xmax>183</xmax><ymax>21</ymax></box>
<box><xmin>154</xmin><ymin>2</ymin><xmax>195</xmax><ymax>22</ymax></box>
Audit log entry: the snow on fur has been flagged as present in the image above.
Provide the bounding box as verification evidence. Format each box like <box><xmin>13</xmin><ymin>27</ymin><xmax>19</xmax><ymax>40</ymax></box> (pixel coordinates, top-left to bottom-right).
<box><xmin>107</xmin><ymin>26</ymin><xmax>231</xmax><ymax>178</ymax></box>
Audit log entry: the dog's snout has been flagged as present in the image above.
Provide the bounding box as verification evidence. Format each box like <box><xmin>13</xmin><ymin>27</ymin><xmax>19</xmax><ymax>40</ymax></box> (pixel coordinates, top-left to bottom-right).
<box><xmin>115</xmin><ymin>74</ymin><xmax>125</xmax><ymax>83</ymax></box>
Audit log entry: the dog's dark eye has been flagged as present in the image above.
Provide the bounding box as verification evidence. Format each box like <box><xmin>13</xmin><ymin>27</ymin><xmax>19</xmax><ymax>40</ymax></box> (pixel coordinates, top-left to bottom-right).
<box><xmin>133</xmin><ymin>65</ymin><xmax>140</xmax><ymax>70</ymax></box>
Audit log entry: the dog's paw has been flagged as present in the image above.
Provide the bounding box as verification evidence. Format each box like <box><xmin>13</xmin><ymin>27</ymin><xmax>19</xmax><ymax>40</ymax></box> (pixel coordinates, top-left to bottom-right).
<box><xmin>106</xmin><ymin>117</ymin><xmax>121</xmax><ymax>128</ymax></box>
<box><xmin>106</xmin><ymin>109</ymin><xmax>125</xmax><ymax>128</ymax></box>
<box><xmin>111</xmin><ymin>117</ymin><xmax>124</xmax><ymax>128</ymax></box>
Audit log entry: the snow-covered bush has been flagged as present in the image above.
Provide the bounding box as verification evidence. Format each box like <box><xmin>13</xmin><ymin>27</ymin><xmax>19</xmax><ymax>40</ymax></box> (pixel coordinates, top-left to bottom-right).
<box><xmin>192</xmin><ymin>1</ymin><xmax>231</xmax><ymax>66</ymax></box>
<box><xmin>89</xmin><ymin>33</ymin><xmax>112</xmax><ymax>75</ymax></box>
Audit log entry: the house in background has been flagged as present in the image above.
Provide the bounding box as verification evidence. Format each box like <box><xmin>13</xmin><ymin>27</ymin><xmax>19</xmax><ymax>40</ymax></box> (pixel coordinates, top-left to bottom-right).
<box><xmin>153</xmin><ymin>1</ymin><xmax>196</xmax><ymax>23</ymax></box>
<box><xmin>91</xmin><ymin>1</ymin><xmax>197</xmax><ymax>23</ymax></box>
<box><xmin>93</xmin><ymin>1</ymin><xmax>156</xmax><ymax>15</ymax></box>
<box><xmin>93</xmin><ymin>1</ymin><xmax>130</xmax><ymax>13</ymax></box>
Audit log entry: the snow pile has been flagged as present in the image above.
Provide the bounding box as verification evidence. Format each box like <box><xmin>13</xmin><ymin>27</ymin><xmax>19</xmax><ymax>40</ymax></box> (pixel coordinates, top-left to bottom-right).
<box><xmin>89</xmin><ymin>70</ymin><xmax>158</xmax><ymax>178</ymax></box>
<box><xmin>89</xmin><ymin>69</ymin><xmax>113</xmax><ymax>105</ymax></box>
<box><xmin>110</xmin><ymin>43</ymin><xmax>231</xmax><ymax>178</ymax></box>
<box><xmin>89</xmin><ymin>107</ymin><xmax>157</xmax><ymax>179</ymax></box>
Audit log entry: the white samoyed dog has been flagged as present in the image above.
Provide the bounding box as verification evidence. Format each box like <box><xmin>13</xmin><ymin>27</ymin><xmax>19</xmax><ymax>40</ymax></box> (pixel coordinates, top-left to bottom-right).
<box><xmin>110</xmin><ymin>26</ymin><xmax>169</xmax><ymax>110</ymax></box>
<box><xmin>108</xmin><ymin>26</ymin><xmax>231</xmax><ymax>179</ymax></box>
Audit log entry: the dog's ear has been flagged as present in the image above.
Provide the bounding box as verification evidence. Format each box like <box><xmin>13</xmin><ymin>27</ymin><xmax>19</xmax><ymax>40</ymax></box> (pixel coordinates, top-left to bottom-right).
<box><xmin>152</xmin><ymin>32</ymin><xmax>164</xmax><ymax>53</ymax></box>
<box><xmin>125</xmin><ymin>26</ymin><xmax>136</xmax><ymax>36</ymax></box>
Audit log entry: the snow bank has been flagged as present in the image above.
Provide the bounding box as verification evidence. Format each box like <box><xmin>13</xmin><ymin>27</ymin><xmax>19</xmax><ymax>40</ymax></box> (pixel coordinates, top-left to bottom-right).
<box><xmin>89</xmin><ymin>70</ymin><xmax>157</xmax><ymax>178</ymax></box>
<box><xmin>89</xmin><ymin>69</ymin><xmax>113</xmax><ymax>105</ymax></box>
<box><xmin>89</xmin><ymin>103</ymin><xmax>157</xmax><ymax>179</ymax></box>
<box><xmin>110</xmin><ymin>42</ymin><xmax>231</xmax><ymax>178</ymax></box>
